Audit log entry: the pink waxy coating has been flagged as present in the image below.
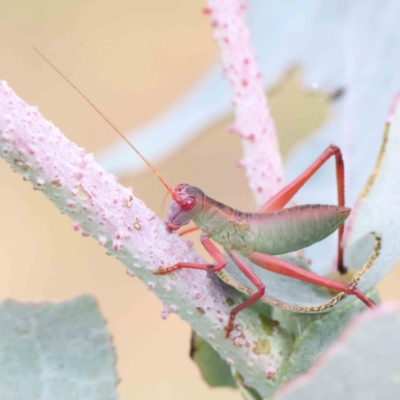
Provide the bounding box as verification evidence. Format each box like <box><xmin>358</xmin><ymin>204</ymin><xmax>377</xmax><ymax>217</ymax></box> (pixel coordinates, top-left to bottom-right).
<box><xmin>207</xmin><ymin>0</ymin><xmax>284</xmax><ymax>207</ymax></box>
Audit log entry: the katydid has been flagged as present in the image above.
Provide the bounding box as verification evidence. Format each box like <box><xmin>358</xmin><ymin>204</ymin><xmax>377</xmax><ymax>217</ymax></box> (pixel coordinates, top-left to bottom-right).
<box><xmin>117</xmin><ymin>136</ymin><xmax>377</xmax><ymax>337</ymax></box>
<box><xmin>150</xmin><ymin>145</ymin><xmax>376</xmax><ymax>337</ymax></box>
<box><xmin>33</xmin><ymin>46</ymin><xmax>376</xmax><ymax>339</ymax></box>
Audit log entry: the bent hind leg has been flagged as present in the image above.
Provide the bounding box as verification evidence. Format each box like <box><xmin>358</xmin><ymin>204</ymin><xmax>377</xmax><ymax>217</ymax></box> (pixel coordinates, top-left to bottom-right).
<box><xmin>224</xmin><ymin>250</ymin><xmax>266</xmax><ymax>338</ymax></box>
<box><xmin>249</xmin><ymin>252</ymin><xmax>376</xmax><ymax>308</ymax></box>
<box><xmin>258</xmin><ymin>145</ymin><xmax>348</xmax><ymax>274</ymax></box>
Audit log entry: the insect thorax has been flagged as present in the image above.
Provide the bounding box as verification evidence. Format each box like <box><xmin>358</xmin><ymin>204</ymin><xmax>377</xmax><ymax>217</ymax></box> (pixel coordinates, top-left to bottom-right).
<box><xmin>192</xmin><ymin>196</ymin><xmax>258</xmax><ymax>256</ymax></box>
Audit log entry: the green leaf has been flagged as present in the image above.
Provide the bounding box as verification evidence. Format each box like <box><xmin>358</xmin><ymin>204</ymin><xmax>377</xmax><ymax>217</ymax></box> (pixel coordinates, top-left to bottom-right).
<box><xmin>345</xmin><ymin>94</ymin><xmax>400</xmax><ymax>299</ymax></box>
<box><xmin>275</xmin><ymin>304</ymin><xmax>400</xmax><ymax>400</ymax></box>
<box><xmin>232</xmin><ymin>372</ymin><xmax>263</xmax><ymax>400</ymax></box>
<box><xmin>279</xmin><ymin>289</ymin><xmax>380</xmax><ymax>383</ymax></box>
<box><xmin>0</xmin><ymin>296</ymin><xmax>118</xmax><ymax>400</ymax></box>
<box><xmin>190</xmin><ymin>331</ymin><xmax>236</xmax><ymax>388</ymax></box>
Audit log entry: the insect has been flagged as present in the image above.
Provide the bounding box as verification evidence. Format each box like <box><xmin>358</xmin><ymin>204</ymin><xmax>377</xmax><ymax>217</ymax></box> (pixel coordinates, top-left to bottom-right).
<box><xmin>33</xmin><ymin>47</ymin><xmax>376</xmax><ymax>339</ymax></box>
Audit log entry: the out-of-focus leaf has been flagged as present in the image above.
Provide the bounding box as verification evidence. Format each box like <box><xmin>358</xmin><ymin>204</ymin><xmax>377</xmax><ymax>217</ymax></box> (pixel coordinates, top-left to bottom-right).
<box><xmin>0</xmin><ymin>296</ymin><xmax>118</xmax><ymax>400</ymax></box>
<box><xmin>232</xmin><ymin>372</ymin><xmax>263</xmax><ymax>400</ymax></box>
<box><xmin>274</xmin><ymin>304</ymin><xmax>400</xmax><ymax>400</ymax></box>
<box><xmin>190</xmin><ymin>331</ymin><xmax>236</xmax><ymax>388</ymax></box>
<box><xmin>279</xmin><ymin>289</ymin><xmax>380</xmax><ymax>383</ymax></box>
<box><xmin>344</xmin><ymin>94</ymin><xmax>400</xmax><ymax>302</ymax></box>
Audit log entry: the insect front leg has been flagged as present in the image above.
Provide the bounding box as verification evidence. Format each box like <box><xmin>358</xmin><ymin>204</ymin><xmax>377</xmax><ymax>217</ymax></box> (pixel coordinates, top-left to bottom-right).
<box><xmin>178</xmin><ymin>226</ymin><xmax>200</xmax><ymax>236</ymax></box>
<box><xmin>249</xmin><ymin>252</ymin><xmax>376</xmax><ymax>308</ymax></box>
<box><xmin>224</xmin><ymin>250</ymin><xmax>266</xmax><ymax>338</ymax></box>
<box><xmin>153</xmin><ymin>235</ymin><xmax>226</xmax><ymax>274</ymax></box>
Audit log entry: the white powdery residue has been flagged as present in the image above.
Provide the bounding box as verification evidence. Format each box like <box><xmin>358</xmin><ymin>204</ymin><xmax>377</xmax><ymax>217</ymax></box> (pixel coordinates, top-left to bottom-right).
<box><xmin>147</xmin><ymin>282</ymin><xmax>155</xmax><ymax>291</ymax></box>
<box><xmin>36</xmin><ymin>178</ymin><xmax>45</xmax><ymax>187</ymax></box>
<box><xmin>206</xmin><ymin>0</ymin><xmax>284</xmax><ymax>207</ymax></box>
<box><xmin>126</xmin><ymin>269</ymin><xmax>135</xmax><ymax>278</ymax></box>
<box><xmin>98</xmin><ymin>236</ymin><xmax>107</xmax><ymax>246</ymax></box>
<box><xmin>160</xmin><ymin>304</ymin><xmax>171</xmax><ymax>320</ymax></box>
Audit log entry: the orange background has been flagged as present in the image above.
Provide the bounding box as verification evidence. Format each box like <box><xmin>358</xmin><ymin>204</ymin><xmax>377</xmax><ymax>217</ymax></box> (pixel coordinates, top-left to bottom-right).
<box><xmin>0</xmin><ymin>1</ymin><xmax>399</xmax><ymax>399</ymax></box>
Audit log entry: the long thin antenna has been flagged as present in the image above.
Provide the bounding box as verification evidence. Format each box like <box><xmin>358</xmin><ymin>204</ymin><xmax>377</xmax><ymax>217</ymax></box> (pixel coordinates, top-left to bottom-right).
<box><xmin>31</xmin><ymin>45</ymin><xmax>173</xmax><ymax>193</ymax></box>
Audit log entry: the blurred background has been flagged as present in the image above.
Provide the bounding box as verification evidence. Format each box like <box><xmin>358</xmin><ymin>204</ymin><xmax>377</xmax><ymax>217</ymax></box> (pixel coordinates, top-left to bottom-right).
<box><xmin>0</xmin><ymin>1</ymin><xmax>399</xmax><ymax>399</ymax></box>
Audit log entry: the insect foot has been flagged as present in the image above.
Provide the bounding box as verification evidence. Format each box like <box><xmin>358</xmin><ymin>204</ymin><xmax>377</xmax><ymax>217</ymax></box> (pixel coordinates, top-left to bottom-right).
<box><xmin>153</xmin><ymin>267</ymin><xmax>168</xmax><ymax>275</ymax></box>
<box><xmin>166</xmin><ymin>223</ymin><xmax>180</xmax><ymax>233</ymax></box>
<box><xmin>153</xmin><ymin>264</ymin><xmax>181</xmax><ymax>275</ymax></box>
<box><xmin>348</xmin><ymin>286</ymin><xmax>378</xmax><ymax>309</ymax></box>
<box><xmin>224</xmin><ymin>325</ymin><xmax>233</xmax><ymax>339</ymax></box>
<box><xmin>224</xmin><ymin>313</ymin><xmax>236</xmax><ymax>338</ymax></box>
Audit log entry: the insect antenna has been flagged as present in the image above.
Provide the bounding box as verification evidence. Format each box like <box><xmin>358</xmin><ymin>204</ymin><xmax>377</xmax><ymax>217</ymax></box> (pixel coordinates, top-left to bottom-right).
<box><xmin>31</xmin><ymin>45</ymin><xmax>173</xmax><ymax>193</ymax></box>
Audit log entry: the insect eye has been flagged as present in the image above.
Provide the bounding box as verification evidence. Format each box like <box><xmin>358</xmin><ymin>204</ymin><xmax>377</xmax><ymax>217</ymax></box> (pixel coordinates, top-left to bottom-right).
<box><xmin>179</xmin><ymin>196</ymin><xmax>196</xmax><ymax>211</ymax></box>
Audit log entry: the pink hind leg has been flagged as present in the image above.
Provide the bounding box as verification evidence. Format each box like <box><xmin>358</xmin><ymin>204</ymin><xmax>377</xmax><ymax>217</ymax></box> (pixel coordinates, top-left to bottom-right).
<box><xmin>249</xmin><ymin>252</ymin><xmax>376</xmax><ymax>308</ymax></box>
<box><xmin>225</xmin><ymin>250</ymin><xmax>266</xmax><ymax>338</ymax></box>
<box><xmin>259</xmin><ymin>144</ymin><xmax>347</xmax><ymax>274</ymax></box>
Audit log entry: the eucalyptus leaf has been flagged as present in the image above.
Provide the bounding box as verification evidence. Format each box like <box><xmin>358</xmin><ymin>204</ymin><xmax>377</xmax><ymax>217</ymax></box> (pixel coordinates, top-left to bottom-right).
<box><xmin>345</xmin><ymin>95</ymin><xmax>400</xmax><ymax>299</ymax></box>
<box><xmin>0</xmin><ymin>296</ymin><xmax>118</xmax><ymax>400</ymax></box>
<box><xmin>279</xmin><ymin>289</ymin><xmax>380</xmax><ymax>383</ymax></box>
<box><xmin>232</xmin><ymin>372</ymin><xmax>263</xmax><ymax>400</ymax></box>
<box><xmin>274</xmin><ymin>304</ymin><xmax>400</xmax><ymax>400</ymax></box>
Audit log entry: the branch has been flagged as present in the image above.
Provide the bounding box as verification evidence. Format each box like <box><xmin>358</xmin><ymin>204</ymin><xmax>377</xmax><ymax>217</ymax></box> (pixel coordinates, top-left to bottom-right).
<box><xmin>0</xmin><ymin>81</ymin><xmax>285</xmax><ymax>397</ymax></box>
<box><xmin>206</xmin><ymin>0</ymin><xmax>284</xmax><ymax>207</ymax></box>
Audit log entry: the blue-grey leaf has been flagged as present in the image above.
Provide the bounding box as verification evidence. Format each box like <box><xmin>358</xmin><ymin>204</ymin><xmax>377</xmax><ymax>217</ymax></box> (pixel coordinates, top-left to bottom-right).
<box><xmin>275</xmin><ymin>304</ymin><xmax>400</xmax><ymax>400</ymax></box>
<box><xmin>232</xmin><ymin>372</ymin><xmax>263</xmax><ymax>400</ymax></box>
<box><xmin>0</xmin><ymin>296</ymin><xmax>118</xmax><ymax>400</ymax></box>
<box><xmin>279</xmin><ymin>289</ymin><xmax>380</xmax><ymax>383</ymax></box>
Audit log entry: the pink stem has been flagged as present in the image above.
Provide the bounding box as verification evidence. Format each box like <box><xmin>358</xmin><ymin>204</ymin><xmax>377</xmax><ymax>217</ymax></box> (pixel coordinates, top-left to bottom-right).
<box><xmin>206</xmin><ymin>0</ymin><xmax>284</xmax><ymax>207</ymax></box>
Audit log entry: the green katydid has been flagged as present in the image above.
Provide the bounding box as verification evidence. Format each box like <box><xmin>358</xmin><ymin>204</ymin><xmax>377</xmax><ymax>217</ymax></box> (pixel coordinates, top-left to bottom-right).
<box><xmin>150</xmin><ymin>145</ymin><xmax>376</xmax><ymax>337</ymax></box>
<box><xmin>33</xmin><ymin>46</ymin><xmax>376</xmax><ymax>339</ymax></box>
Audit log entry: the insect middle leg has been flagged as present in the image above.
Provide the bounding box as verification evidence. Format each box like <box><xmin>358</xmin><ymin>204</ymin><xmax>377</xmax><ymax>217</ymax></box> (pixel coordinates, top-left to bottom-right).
<box><xmin>259</xmin><ymin>144</ymin><xmax>347</xmax><ymax>274</ymax></box>
<box><xmin>153</xmin><ymin>235</ymin><xmax>226</xmax><ymax>274</ymax></box>
<box><xmin>249</xmin><ymin>252</ymin><xmax>376</xmax><ymax>308</ymax></box>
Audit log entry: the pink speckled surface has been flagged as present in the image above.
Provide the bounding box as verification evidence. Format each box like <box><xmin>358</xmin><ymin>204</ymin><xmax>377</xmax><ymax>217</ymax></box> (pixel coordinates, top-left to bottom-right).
<box><xmin>0</xmin><ymin>81</ymin><xmax>184</xmax><ymax>263</ymax></box>
<box><xmin>207</xmin><ymin>0</ymin><xmax>284</xmax><ymax>208</ymax></box>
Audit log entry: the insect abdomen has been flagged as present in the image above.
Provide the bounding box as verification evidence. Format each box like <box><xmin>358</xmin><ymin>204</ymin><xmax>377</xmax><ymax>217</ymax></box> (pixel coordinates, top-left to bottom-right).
<box><xmin>252</xmin><ymin>204</ymin><xmax>350</xmax><ymax>255</ymax></box>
